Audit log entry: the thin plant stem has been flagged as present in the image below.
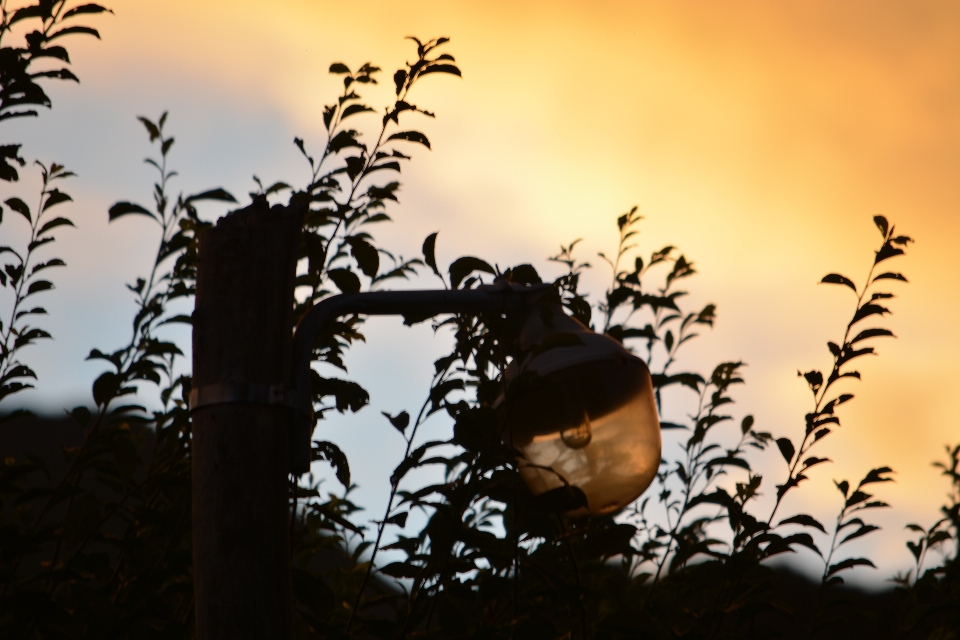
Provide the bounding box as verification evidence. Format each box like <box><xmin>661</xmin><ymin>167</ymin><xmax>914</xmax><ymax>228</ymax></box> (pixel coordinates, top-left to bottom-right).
<box><xmin>345</xmin><ymin>368</ymin><xmax>445</xmax><ymax>633</ymax></box>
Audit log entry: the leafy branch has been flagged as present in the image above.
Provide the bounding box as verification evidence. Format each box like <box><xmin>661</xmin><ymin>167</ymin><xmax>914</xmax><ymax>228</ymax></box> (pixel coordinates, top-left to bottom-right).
<box><xmin>820</xmin><ymin>467</ymin><xmax>893</xmax><ymax>588</ymax></box>
<box><xmin>89</xmin><ymin>112</ymin><xmax>236</xmax><ymax>416</ymax></box>
<box><xmin>766</xmin><ymin>216</ymin><xmax>911</xmax><ymax>527</ymax></box>
<box><xmin>0</xmin><ymin>0</ymin><xmax>111</xmax><ymax>181</ymax></box>
<box><xmin>287</xmin><ymin>38</ymin><xmax>460</xmax><ymax>433</ymax></box>
<box><xmin>0</xmin><ymin>160</ymin><xmax>73</xmax><ymax>410</ymax></box>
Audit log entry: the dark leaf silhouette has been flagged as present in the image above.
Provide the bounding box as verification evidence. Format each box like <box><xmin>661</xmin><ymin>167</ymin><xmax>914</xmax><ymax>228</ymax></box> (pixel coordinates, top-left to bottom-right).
<box><xmin>421</xmin><ymin>232</ymin><xmax>441</xmax><ymax>278</ymax></box>
<box><xmin>449</xmin><ymin>256</ymin><xmax>495</xmax><ymax>289</ymax></box>
<box><xmin>850</xmin><ymin>303</ymin><xmax>889</xmax><ymax>325</ymax></box>
<box><xmin>821</xmin><ymin>273</ymin><xmax>857</xmax><ymax>292</ymax></box>
<box><xmin>382</xmin><ymin>410</ymin><xmax>410</xmax><ymax>435</ymax></box>
<box><xmin>873</xmin><ymin>271</ymin><xmax>908</xmax><ymax>282</ymax></box>
<box><xmin>875</xmin><ymin>243</ymin><xmax>904</xmax><ymax>264</ymax></box>
<box><xmin>827</xmin><ymin>557</ymin><xmax>876</xmax><ymax>577</ymax></box>
<box><xmin>327</xmin><ymin>268</ymin><xmax>361</xmax><ymax>294</ymax></box>
<box><xmin>109</xmin><ymin>201</ymin><xmax>156</xmax><ymax>221</ymax></box>
<box><xmin>776</xmin><ymin>437</ymin><xmax>795</xmax><ymax>464</ymax></box>
<box><xmin>184</xmin><ymin>188</ymin><xmax>236</xmax><ymax>203</ymax></box>
<box><xmin>314</xmin><ymin>440</ymin><xmax>351</xmax><ymax>487</ymax></box>
<box><xmin>874</xmin><ymin>215</ymin><xmax>888</xmax><ymax>237</ymax></box>
<box><xmin>346</xmin><ymin>236</ymin><xmax>379</xmax><ymax>278</ymax></box>
<box><xmin>387</xmin><ymin>130</ymin><xmax>431</xmax><ymax>149</ymax></box>
<box><xmin>779</xmin><ymin>514</ymin><xmax>827</xmax><ymax>533</ymax></box>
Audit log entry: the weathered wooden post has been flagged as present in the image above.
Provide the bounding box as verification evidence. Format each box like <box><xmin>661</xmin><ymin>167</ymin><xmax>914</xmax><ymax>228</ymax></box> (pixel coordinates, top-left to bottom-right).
<box><xmin>191</xmin><ymin>198</ymin><xmax>301</xmax><ymax>639</ymax></box>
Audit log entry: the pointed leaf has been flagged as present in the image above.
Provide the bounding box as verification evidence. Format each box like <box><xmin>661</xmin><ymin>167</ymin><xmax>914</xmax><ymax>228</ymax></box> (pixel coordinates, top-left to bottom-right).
<box><xmin>422</xmin><ymin>232</ymin><xmax>440</xmax><ymax>277</ymax></box>
<box><xmin>705</xmin><ymin>455</ymin><xmax>750</xmax><ymax>470</ymax></box>
<box><xmin>802</xmin><ymin>456</ymin><xmax>830</xmax><ymax>471</ymax></box>
<box><xmin>840</xmin><ymin>524</ymin><xmax>880</xmax><ymax>545</ymax></box>
<box><xmin>907</xmin><ymin>540</ymin><xmax>923</xmax><ymax>561</ymax></box>
<box><xmin>313</xmin><ymin>440</ymin><xmax>350</xmax><ymax>487</ymax></box>
<box><xmin>47</xmin><ymin>25</ymin><xmax>101</xmax><ymax>41</ymax></box>
<box><xmin>184</xmin><ymin>188</ymin><xmax>236</xmax><ymax>204</ymax></box>
<box><xmin>778</xmin><ymin>514</ymin><xmax>827</xmax><ymax>533</ymax></box>
<box><xmin>928</xmin><ymin>530</ymin><xmax>952</xmax><ymax>546</ymax></box>
<box><xmin>820</xmin><ymin>273</ymin><xmax>857</xmax><ymax>292</ymax></box>
<box><xmin>382</xmin><ymin>410</ymin><xmax>410</xmax><ymax>435</ymax></box>
<box><xmin>420</xmin><ymin>63</ymin><xmax>462</xmax><ymax>77</ymax></box>
<box><xmin>873</xmin><ymin>272</ymin><xmax>907</xmax><ymax>283</ymax></box>
<box><xmin>801</xmin><ymin>370</ymin><xmax>823</xmax><ymax>391</ymax></box>
<box><xmin>109</xmin><ymin>201</ymin><xmax>156</xmax><ymax>221</ymax></box>
<box><xmin>827</xmin><ymin>557</ymin><xmax>875</xmax><ymax>577</ymax></box>
<box><xmin>92</xmin><ymin>371</ymin><xmax>120</xmax><ymax>406</ymax></box>
<box><xmin>393</xmin><ymin>68</ymin><xmax>407</xmax><ymax>94</ymax></box>
<box><xmin>37</xmin><ymin>216</ymin><xmax>74</xmax><ymax>235</ymax></box>
<box><xmin>26</xmin><ymin>280</ymin><xmax>53</xmax><ymax>296</ymax></box>
<box><xmin>387</xmin><ymin>130</ymin><xmax>431</xmax><ymax>149</ymax></box>
<box><xmin>835</xmin><ymin>480</ymin><xmax>850</xmax><ymax>498</ymax></box>
<box><xmin>341</xmin><ymin>103</ymin><xmax>374</xmax><ymax>119</ymax></box>
<box><xmin>845</xmin><ymin>490</ymin><xmax>871</xmax><ymax>508</ymax></box>
<box><xmin>850</xmin><ymin>303</ymin><xmax>889</xmax><ymax>325</ymax></box>
<box><xmin>874</xmin><ymin>215</ymin><xmax>888</xmax><ymax>238</ymax></box>
<box><xmin>875</xmin><ymin>243</ymin><xmax>904</xmax><ymax>264</ymax></box>
<box><xmin>380</xmin><ymin>562</ymin><xmax>421</xmax><ymax>579</ymax></box>
<box><xmin>326</xmin><ymin>268</ymin><xmax>360</xmax><ymax>294</ymax></box>
<box><xmin>776</xmin><ymin>437</ymin><xmax>795</xmax><ymax>464</ymax></box>
<box><xmin>850</xmin><ymin>328</ymin><xmax>894</xmax><ymax>344</ymax></box>
<box><xmin>42</xmin><ymin>189</ymin><xmax>72</xmax><ymax>211</ymax></box>
<box><xmin>384</xmin><ymin>511</ymin><xmax>408</xmax><ymax>527</ymax></box>
<box><xmin>449</xmin><ymin>256</ymin><xmax>494</xmax><ymax>289</ymax></box>
<box><xmin>346</xmin><ymin>236</ymin><xmax>379</xmax><ymax>278</ymax></box>
<box><xmin>5</xmin><ymin>198</ymin><xmax>31</xmax><ymax>223</ymax></box>
<box><xmin>137</xmin><ymin>116</ymin><xmax>160</xmax><ymax>141</ymax></box>
<box><xmin>63</xmin><ymin>4</ymin><xmax>112</xmax><ymax>18</ymax></box>
<box><xmin>859</xmin><ymin>466</ymin><xmax>894</xmax><ymax>486</ymax></box>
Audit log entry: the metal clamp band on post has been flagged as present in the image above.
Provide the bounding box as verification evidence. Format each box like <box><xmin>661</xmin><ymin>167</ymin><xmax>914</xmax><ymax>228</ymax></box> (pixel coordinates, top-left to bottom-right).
<box><xmin>287</xmin><ymin>282</ymin><xmax>552</xmax><ymax>475</ymax></box>
<box><xmin>189</xmin><ymin>382</ymin><xmax>288</xmax><ymax>412</ymax></box>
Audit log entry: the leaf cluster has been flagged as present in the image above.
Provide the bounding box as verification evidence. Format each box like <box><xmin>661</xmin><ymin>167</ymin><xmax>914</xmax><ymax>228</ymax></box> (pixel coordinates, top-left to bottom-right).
<box><xmin>0</xmin><ymin>116</ymin><xmax>223</xmax><ymax>636</ymax></box>
<box><xmin>0</xmin><ymin>0</ymin><xmax>111</xmax><ymax>181</ymax></box>
<box><xmin>287</xmin><ymin>37</ymin><xmax>459</xmax><ymax>423</ymax></box>
<box><xmin>331</xmin><ymin>212</ymin><xmax>931</xmax><ymax>639</ymax></box>
<box><xmin>2</xmin><ymin>35</ymin><xmax>958</xmax><ymax>640</ymax></box>
<box><xmin>0</xmin><ymin>160</ymin><xmax>73</xmax><ymax>413</ymax></box>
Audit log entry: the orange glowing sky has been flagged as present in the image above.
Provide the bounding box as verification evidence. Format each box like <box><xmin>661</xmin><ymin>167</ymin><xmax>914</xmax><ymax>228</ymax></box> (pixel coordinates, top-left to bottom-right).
<box><xmin>8</xmin><ymin>1</ymin><xmax>960</xmax><ymax>583</ymax></box>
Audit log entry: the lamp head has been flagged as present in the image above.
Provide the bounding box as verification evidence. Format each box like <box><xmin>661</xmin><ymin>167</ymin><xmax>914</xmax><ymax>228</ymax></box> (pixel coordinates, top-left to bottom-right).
<box><xmin>503</xmin><ymin>302</ymin><xmax>661</xmax><ymax>517</ymax></box>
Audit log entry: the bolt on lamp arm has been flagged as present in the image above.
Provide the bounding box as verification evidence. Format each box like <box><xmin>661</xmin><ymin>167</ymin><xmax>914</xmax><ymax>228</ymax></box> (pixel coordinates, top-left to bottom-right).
<box><xmin>288</xmin><ymin>283</ymin><xmax>552</xmax><ymax>474</ymax></box>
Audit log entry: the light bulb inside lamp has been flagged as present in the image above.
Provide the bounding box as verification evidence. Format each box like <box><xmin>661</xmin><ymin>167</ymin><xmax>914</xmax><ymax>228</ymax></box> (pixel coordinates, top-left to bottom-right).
<box><xmin>504</xmin><ymin>305</ymin><xmax>661</xmax><ymax>517</ymax></box>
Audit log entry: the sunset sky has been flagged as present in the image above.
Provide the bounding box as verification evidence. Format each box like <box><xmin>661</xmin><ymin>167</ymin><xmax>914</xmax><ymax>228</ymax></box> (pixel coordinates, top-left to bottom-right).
<box><xmin>7</xmin><ymin>1</ymin><xmax>959</xmax><ymax>585</ymax></box>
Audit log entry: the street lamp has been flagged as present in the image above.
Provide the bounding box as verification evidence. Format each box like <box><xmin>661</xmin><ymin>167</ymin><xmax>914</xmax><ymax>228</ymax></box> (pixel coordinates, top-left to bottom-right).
<box><xmin>289</xmin><ymin>283</ymin><xmax>661</xmax><ymax>517</ymax></box>
<box><xmin>502</xmin><ymin>300</ymin><xmax>661</xmax><ymax>516</ymax></box>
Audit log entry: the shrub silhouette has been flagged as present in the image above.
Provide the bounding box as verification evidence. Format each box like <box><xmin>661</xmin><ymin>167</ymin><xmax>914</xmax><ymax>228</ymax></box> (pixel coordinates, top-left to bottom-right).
<box><xmin>0</xmin><ymin>31</ymin><xmax>957</xmax><ymax>639</ymax></box>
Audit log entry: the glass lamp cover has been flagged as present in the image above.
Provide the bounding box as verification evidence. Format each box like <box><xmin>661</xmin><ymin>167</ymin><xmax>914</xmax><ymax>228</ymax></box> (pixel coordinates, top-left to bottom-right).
<box><xmin>504</xmin><ymin>307</ymin><xmax>661</xmax><ymax>517</ymax></box>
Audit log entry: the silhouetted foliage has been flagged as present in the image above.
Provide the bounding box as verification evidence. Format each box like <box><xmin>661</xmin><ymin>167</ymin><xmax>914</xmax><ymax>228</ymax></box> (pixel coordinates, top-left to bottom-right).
<box><xmin>0</xmin><ymin>161</ymin><xmax>73</xmax><ymax>416</ymax></box>
<box><xmin>0</xmin><ymin>0</ymin><xmax>110</xmax><ymax>423</ymax></box>
<box><xmin>1</xmin><ymin>32</ymin><xmax>958</xmax><ymax>639</ymax></box>
<box><xmin>0</xmin><ymin>0</ymin><xmax>111</xmax><ymax>182</ymax></box>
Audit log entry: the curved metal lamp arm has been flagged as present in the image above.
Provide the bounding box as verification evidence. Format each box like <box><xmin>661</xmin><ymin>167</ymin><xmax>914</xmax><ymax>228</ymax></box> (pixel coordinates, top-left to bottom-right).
<box><xmin>288</xmin><ymin>283</ymin><xmax>551</xmax><ymax>474</ymax></box>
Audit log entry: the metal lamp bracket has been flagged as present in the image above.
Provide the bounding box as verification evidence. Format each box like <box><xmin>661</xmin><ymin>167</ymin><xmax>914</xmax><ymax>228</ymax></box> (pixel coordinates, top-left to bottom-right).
<box><xmin>286</xmin><ymin>282</ymin><xmax>551</xmax><ymax>475</ymax></box>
